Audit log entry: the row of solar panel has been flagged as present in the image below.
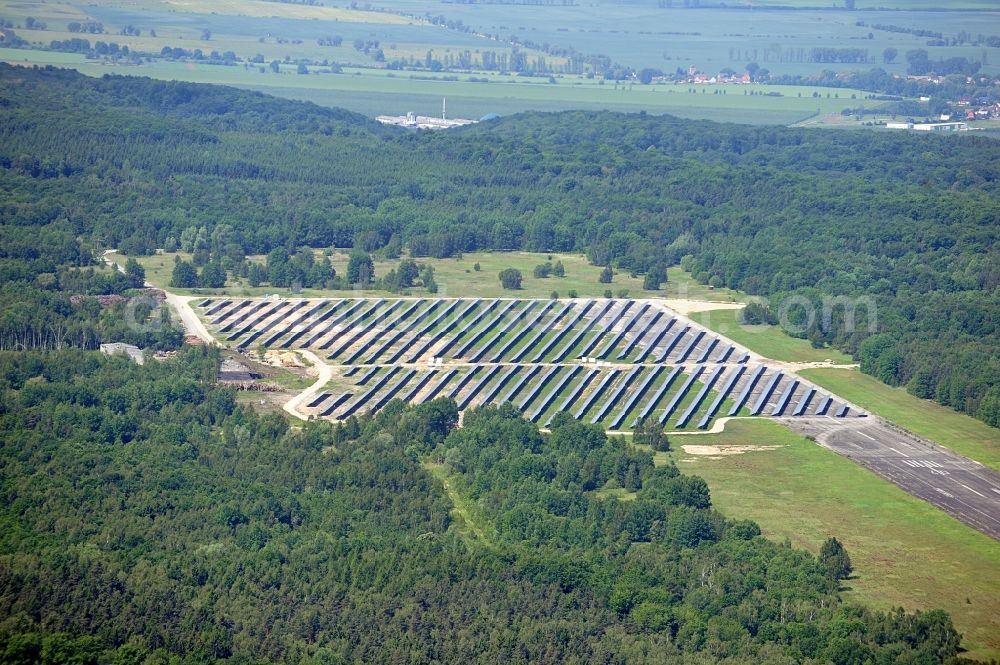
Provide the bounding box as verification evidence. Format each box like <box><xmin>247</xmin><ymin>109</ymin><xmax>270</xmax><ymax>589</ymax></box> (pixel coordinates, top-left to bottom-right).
<box><xmin>304</xmin><ymin>363</ymin><xmax>860</xmax><ymax>429</ymax></box>
<box><xmin>198</xmin><ymin>298</ymin><xmax>749</xmax><ymax>366</ymax></box>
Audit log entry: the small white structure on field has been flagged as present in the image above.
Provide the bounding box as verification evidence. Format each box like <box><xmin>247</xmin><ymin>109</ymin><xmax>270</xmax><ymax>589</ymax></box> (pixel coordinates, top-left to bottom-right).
<box><xmin>377</xmin><ymin>98</ymin><xmax>477</xmax><ymax>130</ymax></box>
<box><xmin>886</xmin><ymin>121</ymin><xmax>970</xmax><ymax>132</ymax></box>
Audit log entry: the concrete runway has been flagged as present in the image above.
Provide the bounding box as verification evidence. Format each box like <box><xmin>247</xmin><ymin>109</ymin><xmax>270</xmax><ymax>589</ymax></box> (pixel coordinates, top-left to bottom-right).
<box><xmin>783</xmin><ymin>416</ymin><xmax>1000</xmax><ymax>541</ymax></box>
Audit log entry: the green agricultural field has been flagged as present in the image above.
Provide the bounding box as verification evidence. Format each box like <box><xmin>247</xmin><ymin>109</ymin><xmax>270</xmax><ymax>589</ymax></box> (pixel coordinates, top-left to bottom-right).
<box><xmin>665</xmin><ymin>419</ymin><xmax>1000</xmax><ymax>661</ymax></box>
<box><xmin>371</xmin><ymin>0</ymin><xmax>1000</xmax><ymax>76</ymax></box>
<box><xmin>694</xmin><ymin>308</ymin><xmax>854</xmax><ymax>364</ymax></box>
<box><xmin>722</xmin><ymin>0</ymin><xmax>999</xmax><ymax>7</ymax></box>
<box><xmin>3</xmin><ymin>0</ymin><xmax>997</xmax><ymax>125</ymax></box>
<box><xmin>0</xmin><ymin>47</ymin><xmax>882</xmax><ymax>124</ymax></box>
<box><xmin>801</xmin><ymin>368</ymin><xmax>1000</xmax><ymax>472</ymax></box>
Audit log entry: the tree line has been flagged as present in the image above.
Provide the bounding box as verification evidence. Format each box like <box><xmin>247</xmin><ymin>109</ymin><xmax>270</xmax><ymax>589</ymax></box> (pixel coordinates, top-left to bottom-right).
<box><xmin>0</xmin><ymin>348</ymin><xmax>969</xmax><ymax>662</ymax></box>
<box><xmin>0</xmin><ymin>64</ymin><xmax>996</xmax><ymax>426</ymax></box>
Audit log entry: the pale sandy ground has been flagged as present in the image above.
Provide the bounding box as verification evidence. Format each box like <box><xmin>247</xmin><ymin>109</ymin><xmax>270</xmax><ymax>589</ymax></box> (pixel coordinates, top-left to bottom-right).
<box><xmin>650</xmin><ymin>298</ymin><xmax>744</xmax><ymax>315</ymax></box>
<box><xmin>681</xmin><ymin>444</ymin><xmax>785</xmax><ymax>456</ymax></box>
<box><xmin>283</xmin><ymin>350</ymin><xmax>332</xmax><ymax>421</ymax></box>
<box><xmin>166</xmin><ymin>293</ymin><xmax>215</xmax><ymax>344</ymax></box>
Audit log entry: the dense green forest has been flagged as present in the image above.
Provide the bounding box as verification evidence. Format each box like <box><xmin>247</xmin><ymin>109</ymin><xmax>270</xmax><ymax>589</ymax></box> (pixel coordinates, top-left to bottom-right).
<box><xmin>0</xmin><ymin>348</ymin><xmax>972</xmax><ymax>662</ymax></box>
<box><xmin>0</xmin><ymin>64</ymin><xmax>997</xmax><ymax>427</ymax></box>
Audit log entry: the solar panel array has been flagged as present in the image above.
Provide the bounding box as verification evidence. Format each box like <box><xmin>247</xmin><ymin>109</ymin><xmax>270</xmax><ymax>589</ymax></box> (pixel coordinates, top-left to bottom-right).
<box><xmin>198</xmin><ymin>298</ymin><xmax>863</xmax><ymax>428</ymax></box>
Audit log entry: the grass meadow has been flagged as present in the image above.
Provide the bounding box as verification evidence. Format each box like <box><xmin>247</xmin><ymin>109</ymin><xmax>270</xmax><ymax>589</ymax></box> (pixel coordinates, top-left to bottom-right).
<box><xmin>662</xmin><ymin>419</ymin><xmax>1000</xmax><ymax>661</ymax></box>
<box><xmin>693</xmin><ymin>308</ymin><xmax>854</xmax><ymax>364</ymax></box>
<box><xmin>128</xmin><ymin>250</ymin><xmax>744</xmax><ymax>302</ymax></box>
<box><xmin>801</xmin><ymin>368</ymin><xmax>1000</xmax><ymax>472</ymax></box>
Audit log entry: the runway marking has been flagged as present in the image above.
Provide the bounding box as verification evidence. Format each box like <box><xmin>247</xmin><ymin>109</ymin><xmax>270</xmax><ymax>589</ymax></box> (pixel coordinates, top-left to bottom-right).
<box><xmin>992</xmin><ymin>488</ymin><xmax>1000</xmax><ymax>495</ymax></box>
<box><xmin>934</xmin><ymin>487</ymin><xmax>954</xmax><ymax>498</ymax></box>
<box><xmin>888</xmin><ymin>447</ymin><xmax>905</xmax><ymax>455</ymax></box>
<box><xmin>901</xmin><ymin>459</ymin><xmax>947</xmax><ymax>471</ymax></box>
<box><xmin>859</xmin><ymin>432</ymin><xmax>877</xmax><ymax>442</ymax></box>
<box><xmin>957</xmin><ymin>482</ymin><xmax>986</xmax><ymax>498</ymax></box>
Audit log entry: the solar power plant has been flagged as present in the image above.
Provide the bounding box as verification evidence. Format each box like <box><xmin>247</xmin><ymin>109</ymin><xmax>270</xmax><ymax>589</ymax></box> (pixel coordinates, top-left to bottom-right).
<box><xmin>220</xmin><ymin>300</ymin><xmax>274</xmax><ymax>334</ymax></box>
<box><xmin>457</xmin><ymin>365</ymin><xmax>503</xmax><ymax>410</ymax></box>
<box><xmin>207</xmin><ymin>303</ymin><xmax>246</xmax><ymax>329</ymax></box>
<box><xmin>203</xmin><ymin>299</ymin><xmax>229</xmax><ymax>315</ymax></box>
<box><xmin>590</xmin><ymin>365</ymin><xmax>643</xmax><ymax>424</ymax></box>
<box><xmin>488</xmin><ymin>301</ymin><xmax>556</xmax><ymax>362</ymax></box>
<box><xmin>300</xmin><ymin>299</ymin><xmax>370</xmax><ymax>348</ymax></box>
<box><xmin>577</xmin><ymin>300</ymin><xmax>634</xmax><ymax>359</ymax></box>
<box><xmin>339</xmin><ymin>299</ymin><xmax>424</xmax><ymax>364</ymax></box>
<box><xmin>501</xmin><ymin>365</ymin><xmax>543</xmax><ymax>404</ymax></box>
<box><xmin>225</xmin><ymin>299</ymin><xmax>285</xmax><ymax>338</ymax></box>
<box><xmin>674</xmin><ymin>330</ymin><xmax>706</xmax><ymax>363</ymax></box>
<box><xmin>617</xmin><ymin>310</ymin><xmax>662</xmax><ymax>360</ymax></box>
<box><xmin>355</xmin><ymin>366</ymin><xmax>382</xmax><ymax>386</ymax></box>
<box><xmin>675</xmin><ymin>364</ymin><xmax>726</xmax><ymax>428</ymax></box>
<box><xmin>445</xmin><ymin>367</ymin><xmax>481</xmax><ymax>400</ymax></box>
<box><xmin>306</xmin><ymin>392</ymin><xmax>331</xmax><ymax>409</ymax></box>
<box><xmin>511</xmin><ymin>301</ymin><xmax>575</xmax><ymax>363</ymax></box>
<box><xmin>573</xmin><ymin>369</ymin><xmax>620</xmax><ymax>420</ymax></box>
<box><xmin>595</xmin><ymin>303</ymin><xmax>649</xmax><ymax>360</ymax></box>
<box><xmin>714</xmin><ymin>344</ymin><xmax>735</xmax><ymax>363</ymax></box>
<box><xmin>198</xmin><ymin>297</ymin><xmax>862</xmax><ymax>430</ymax></box>
<box><xmin>793</xmin><ymin>388</ymin><xmax>816</xmax><ymax>416</ymax></box>
<box><xmin>417</xmin><ymin>368</ymin><xmax>458</xmax><ymax>403</ymax></box>
<box><xmin>477</xmin><ymin>365</ymin><xmax>522</xmax><ymax>406</ymax></box>
<box><xmin>728</xmin><ymin>365</ymin><xmax>766</xmax><ymax>416</ymax></box>
<box><xmin>319</xmin><ymin>392</ymin><xmax>353</xmax><ymax>417</ymax></box>
<box><xmin>698</xmin><ymin>365</ymin><xmax>745</xmax><ymax>429</ymax></box>
<box><xmin>240</xmin><ymin>299</ymin><xmax>315</xmax><ymax>348</ymax></box>
<box><xmin>470</xmin><ymin>301</ymin><xmax>537</xmax><ymax>362</ymax></box>
<box><xmin>694</xmin><ymin>337</ymin><xmax>719</xmax><ymax>364</ymax></box>
<box><xmin>656</xmin><ymin>324</ymin><xmax>690</xmax><ymax>362</ymax></box>
<box><xmin>608</xmin><ymin>366</ymin><xmax>663</xmax><ymax>430</ymax></box>
<box><xmin>369</xmin><ymin>369</ymin><xmax>418</xmax><ymax>413</ymax></box>
<box><xmin>407</xmin><ymin>299</ymin><xmax>482</xmax><ymax>362</ymax></box>
<box><xmin>528</xmin><ymin>365</ymin><xmax>582</xmax><ymax>423</ymax></box>
<box><xmin>658</xmin><ymin>366</ymin><xmax>704</xmax><ymax>425</ymax></box>
<box><xmin>209</xmin><ymin>299</ymin><xmax>248</xmax><ymax>324</ymax></box>
<box><xmin>399</xmin><ymin>370</ymin><xmax>437</xmax><ymax>403</ymax></box>
<box><xmin>771</xmin><ymin>379</ymin><xmax>800</xmax><ymax>416</ymax></box>
<box><xmin>517</xmin><ymin>364</ymin><xmax>562</xmax><ymax>411</ymax></box>
<box><xmin>364</xmin><ymin>300</ymin><xmax>442</xmax><ymax>364</ymax></box>
<box><xmin>547</xmin><ymin>367</ymin><xmax>599</xmax><ymax>426</ymax></box>
<box><xmin>319</xmin><ymin>298</ymin><xmax>390</xmax><ymax>351</ymax></box>
<box><xmin>634</xmin><ymin>365</ymin><xmax>684</xmax><ymax>425</ymax></box>
<box><xmin>340</xmin><ymin>367</ymin><xmax>401</xmax><ymax>418</ymax></box>
<box><xmin>551</xmin><ymin>299</ymin><xmax>614</xmax><ymax>362</ymax></box>
<box><xmin>633</xmin><ymin>317</ymin><xmax>675</xmax><ymax>363</ymax></box>
<box><xmin>383</xmin><ymin>300</ymin><xmax>459</xmax><ymax>364</ymax></box>
<box><xmin>274</xmin><ymin>300</ymin><xmax>342</xmax><ymax>348</ymax></box>
<box><xmin>326</xmin><ymin>299</ymin><xmax>405</xmax><ymax>358</ymax></box>
<box><xmin>815</xmin><ymin>395</ymin><xmax>833</xmax><ymax>416</ymax></box>
<box><xmin>750</xmin><ymin>371</ymin><xmax>785</xmax><ymax>416</ymax></box>
<box><xmin>530</xmin><ymin>300</ymin><xmax>595</xmax><ymax>362</ymax></box>
<box><xmin>450</xmin><ymin>299</ymin><xmax>518</xmax><ymax>358</ymax></box>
